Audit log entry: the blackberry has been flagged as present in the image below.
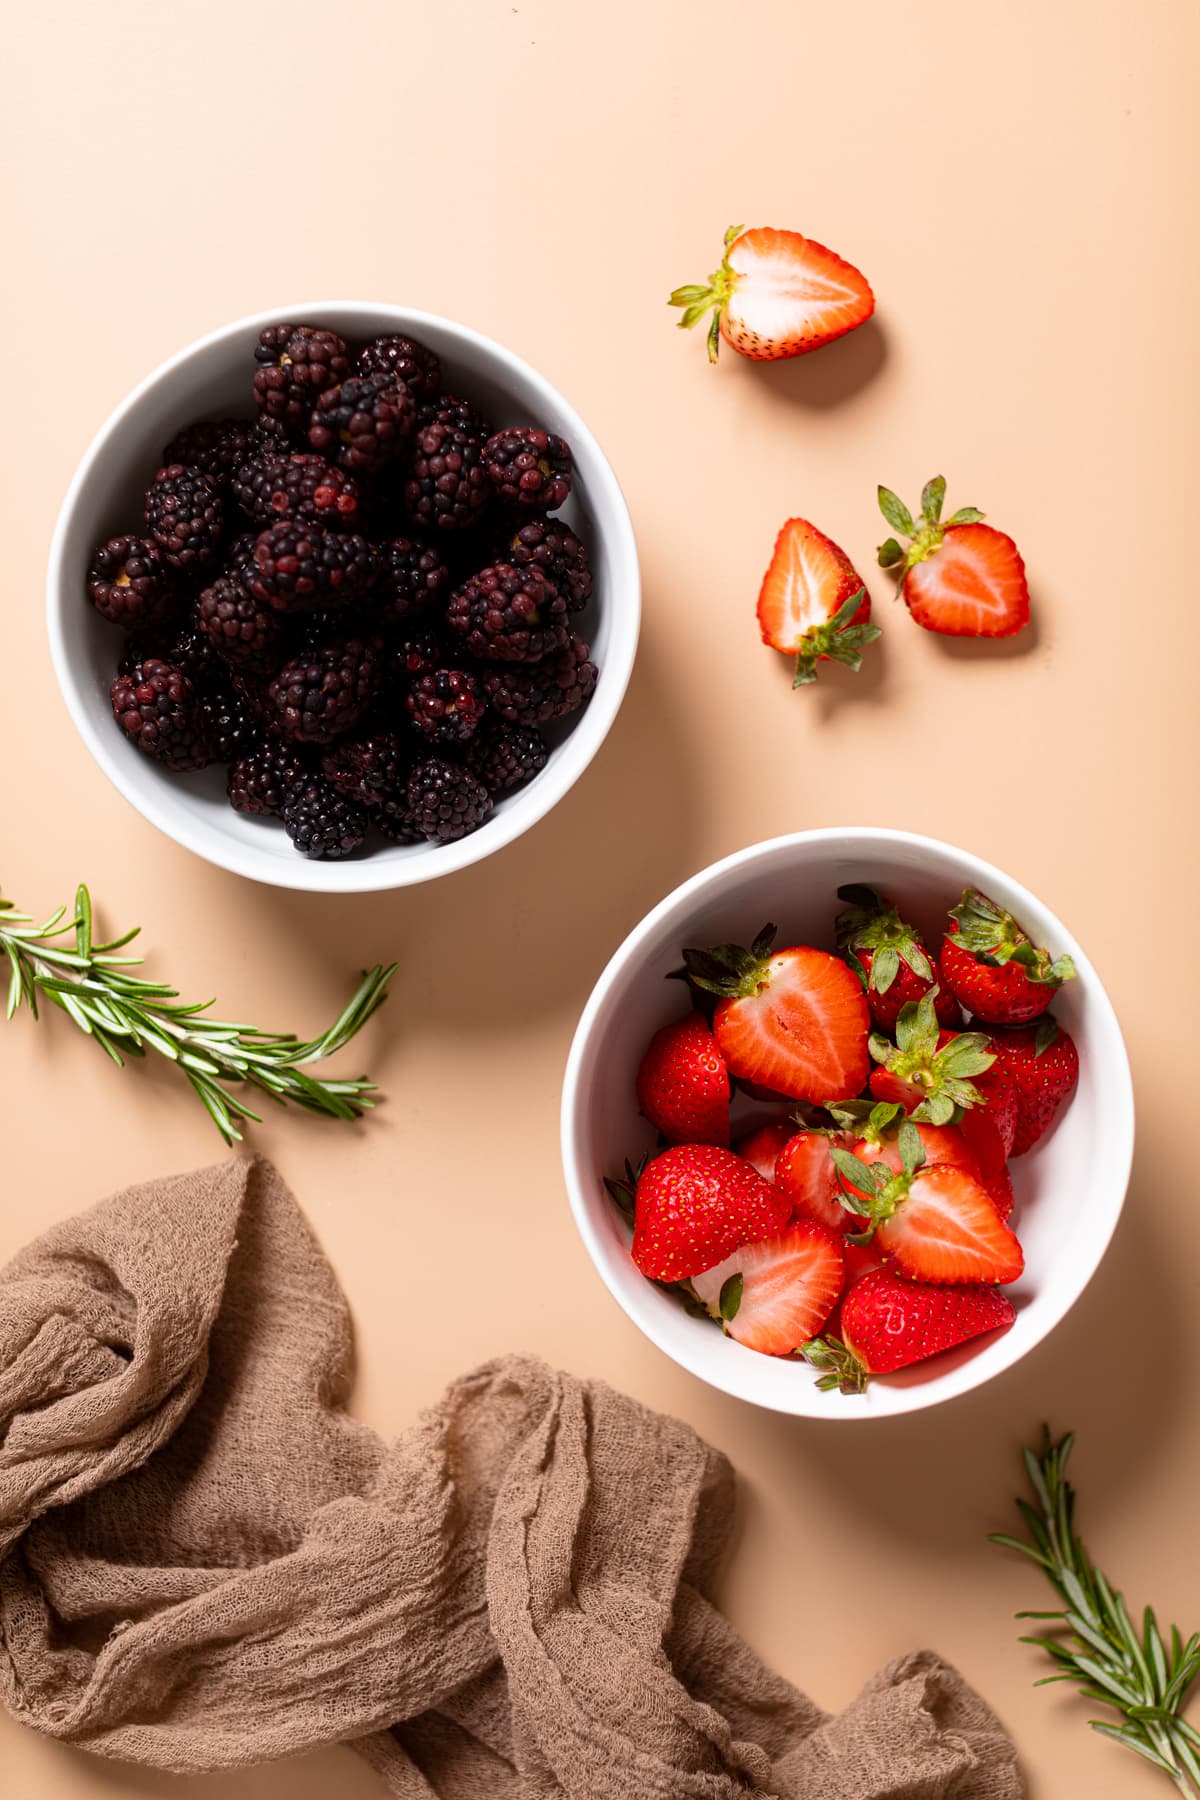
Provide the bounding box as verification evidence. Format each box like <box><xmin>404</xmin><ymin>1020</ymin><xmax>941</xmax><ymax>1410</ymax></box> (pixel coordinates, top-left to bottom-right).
<box><xmin>405</xmin><ymin>668</ymin><xmax>486</xmax><ymax>745</ymax></box>
<box><xmin>227</xmin><ymin>742</ymin><xmax>308</xmax><ymax>816</ymax></box>
<box><xmin>87</xmin><ymin>535</ymin><xmax>179</xmax><ymax>631</ymax></box>
<box><xmin>248</xmin><ymin>521</ymin><xmax>378</xmax><ymax>612</ymax></box>
<box><xmin>356</xmin><ymin>333</ymin><xmax>441</xmax><ymax>399</ymax></box>
<box><xmin>404</xmin><ymin>419</ymin><xmax>489</xmax><ymax>532</ymax></box>
<box><xmin>121</xmin><ymin>610</ymin><xmax>218</xmax><ymax>686</ymax></box>
<box><xmin>282</xmin><ymin>779</ymin><xmax>368</xmax><ymax>859</ymax></box>
<box><xmin>445</xmin><ymin>563</ymin><xmax>568</xmax><ymax>663</ymax></box>
<box><xmin>308</xmin><ymin>374</ymin><xmax>416</xmax><ymax>474</ymax></box>
<box><xmin>195</xmin><ymin>575</ymin><xmax>282</xmax><ymax>672</ymax></box>
<box><xmin>161</xmin><ymin>417</ymin><xmax>263</xmax><ymax>487</ymax></box>
<box><xmin>483</xmin><ymin>428</ymin><xmax>573</xmax><ymax>511</ymax></box>
<box><xmin>383</xmin><ymin>626</ymin><xmax>449</xmax><ymax>691</ymax></box>
<box><xmin>266</xmin><ymin>634</ymin><xmax>382</xmax><ymax>743</ymax></box>
<box><xmin>200</xmin><ymin>685</ymin><xmax>260</xmax><ymax>762</ymax></box>
<box><xmin>374</xmin><ymin>808</ymin><xmax>425</xmax><ymax>846</ymax></box>
<box><xmin>232</xmin><ymin>453</ymin><xmax>362</xmax><ymax>529</ymax></box>
<box><xmin>110</xmin><ymin>659</ymin><xmax>213</xmax><ymax>770</ymax></box>
<box><xmin>374</xmin><ymin>535</ymin><xmax>451</xmax><ymax>625</ymax></box>
<box><xmin>496</xmin><ymin>514</ymin><xmax>592</xmax><ymax>612</ymax></box>
<box><xmin>464</xmin><ymin>720</ymin><xmax>549</xmax><ymax>795</ymax></box>
<box><xmin>482</xmin><ymin>636</ymin><xmax>598</xmax><ymax>725</ymax></box>
<box><xmin>406</xmin><ymin>757</ymin><xmax>493</xmax><ymax>843</ymax></box>
<box><xmin>144</xmin><ymin>464</ymin><xmax>224</xmax><ymax>571</ymax></box>
<box><xmin>253</xmin><ymin>324</ymin><xmax>350</xmax><ymax>433</ymax></box>
<box><xmin>415</xmin><ymin>392</ymin><xmax>490</xmax><ymax>439</ymax></box>
<box><xmin>321</xmin><ymin>730</ymin><xmax>410</xmax><ymax>806</ymax></box>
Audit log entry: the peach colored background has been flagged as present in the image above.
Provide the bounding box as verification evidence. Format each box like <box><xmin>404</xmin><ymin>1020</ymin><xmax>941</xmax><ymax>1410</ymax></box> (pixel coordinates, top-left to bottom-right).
<box><xmin>2</xmin><ymin>2</ymin><xmax>1198</xmax><ymax>1794</ymax></box>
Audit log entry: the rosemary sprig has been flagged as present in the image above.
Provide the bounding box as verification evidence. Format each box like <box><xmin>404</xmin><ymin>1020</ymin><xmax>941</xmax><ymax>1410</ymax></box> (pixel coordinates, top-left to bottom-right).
<box><xmin>991</xmin><ymin>1428</ymin><xmax>1200</xmax><ymax>1792</ymax></box>
<box><xmin>1</xmin><ymin>884</ymin><xmax>396</xmax><ymax>1145</ymax></box>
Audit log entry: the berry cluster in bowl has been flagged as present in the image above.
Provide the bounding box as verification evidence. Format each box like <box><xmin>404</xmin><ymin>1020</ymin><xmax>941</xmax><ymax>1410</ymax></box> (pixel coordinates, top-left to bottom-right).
<box><xmin>87</xmin><ymin>322</ymin><xmax>598</xmax><ymax>859</ymax></box>
<box><xmin>606</xmin><ymin>884</ymin><xmax>1080</xmax><ymax>1393</ymax></box>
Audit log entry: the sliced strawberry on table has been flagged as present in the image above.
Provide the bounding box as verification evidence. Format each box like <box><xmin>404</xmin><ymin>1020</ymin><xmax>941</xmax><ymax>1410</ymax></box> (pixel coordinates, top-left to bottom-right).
<box><xmin>682</xmin><ymin>925</ymin><xmax>870</xmax><ymax>1104</ymax></box>
<box><xmin>988</xmin><ymin>1016</ymin><xmax>1080</xmax><ymax>1155</ymax></box>
<box><xmin>621</xmin><ymin>1143</ymin><xmax>791</xmax><ymax>1283</ymax></box>
<box><xmin>939</xmin><ymin>887</ymin><xmax>1077</xmax><ymax>1026</ymax></box>
<box><xmin>635</xmin><ymin>1011</ymin><xmax>731</xmax><ymax>1146</ymax></box>
<box><xmin>775</xmin><ymin>1127</ymin><xmax>855</xmax><ymax>1234</ymax></box>
<box><xmin>733</xmin><ymin>1120</ymin><xmax>794</xmax><ymax>1182</ymax></box>
<box><xmin>803</xmin><ymin>1267</ymin><xmax>1017</xmax><ymax>1392</ymax></box>
<box><xmin>690</xmin><ymin>1219</ymin><xmax>845</xmax><ymax>1355</ymax></box>
<box><xmin>669</xmin><ymin>224</ymin><xmax>875</xmax><ymax>365</ymax></box>
<box><xmin>876</xmin><ymin>475</ymin><xmax>1030</xmax><ymax>638</ymax></box>
<box><xmin>835</xmin><ymin>883</ymin><xmax>961</xmax><ymax>1030</ymax></box>
<box><xmin>756</xmin><ymin>520</ymin><xmax>879</xmax><ymax>687</ymax></box>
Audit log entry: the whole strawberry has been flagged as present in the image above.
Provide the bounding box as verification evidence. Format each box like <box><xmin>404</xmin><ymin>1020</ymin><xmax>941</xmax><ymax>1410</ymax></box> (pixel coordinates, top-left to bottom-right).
<box><xmin>635</xmin><ymin>1013</ymin><xmax>731</xmax><ymax>1147</ymax></box>
<box><xmin>804</xmin><ymin>1269</ymin><xmax>1016</xmax><ymax>1392</ymax></box>
<box><xmin>836</xmin><ymin>884</ymin><xmax>961</xmax><ymax>1030</ymax></box>
<box><xmin>876</xmin><ymin>476</ymin><xmax>1030</xmax><ymax>638</ymax></box>
<box><xmin>623</xmin><ymin>1144</ymin><xmax>791</xmax><ymax>1282</ymax></box>
<box><xmin>988</xmin><ymin>1017</ymin><xmax>1080</xmax><ymax>1155</ymax></box>
<box><xmin>940</xmin><ymin>888</ymin><xmax>1076</xmax><ymax>1025</ymax></box>
<box><xmin>866</xmin><ymin>989</ymin><xmax>998</xmax><ymax>1126</ymax></box>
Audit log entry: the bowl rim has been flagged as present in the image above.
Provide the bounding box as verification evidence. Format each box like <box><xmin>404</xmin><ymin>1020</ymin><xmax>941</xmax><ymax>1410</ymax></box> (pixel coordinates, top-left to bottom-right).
<box><xmin>560</xmin><ymin>825</ymin><xmax>1136</xmax><ymax>1419</ymax></box>
<box><xmin>46</xmin><ymin>299</ymin><xmax>641</xmax><ymax>893</ymax></box>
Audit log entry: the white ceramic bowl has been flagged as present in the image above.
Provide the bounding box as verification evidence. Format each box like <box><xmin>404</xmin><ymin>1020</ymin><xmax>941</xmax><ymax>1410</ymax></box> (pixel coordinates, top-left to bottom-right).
<box><xmin>47</xmin><ymin>302</ymin><xmax>640</xmax><ymax>892</ymax></box>
<box><xmin>562</xmin><ymin>827</ymin><xmax>1134</xmax><ymax>1418</ymax></box>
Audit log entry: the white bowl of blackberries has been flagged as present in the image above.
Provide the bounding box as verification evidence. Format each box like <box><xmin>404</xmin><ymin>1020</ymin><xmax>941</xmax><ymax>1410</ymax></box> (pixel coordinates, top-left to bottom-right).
<box><xmin>48</xmin><ymin>304</ymin><xmax>640</xmax><ymax>892</ymax></box>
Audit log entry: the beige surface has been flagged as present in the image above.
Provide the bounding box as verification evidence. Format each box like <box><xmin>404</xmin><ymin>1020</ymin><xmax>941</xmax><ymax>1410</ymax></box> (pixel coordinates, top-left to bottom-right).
<box><xmin>1</xmin><ymin>1</ymin><xmax>1196</xmax><ymax>1794</ymax></box>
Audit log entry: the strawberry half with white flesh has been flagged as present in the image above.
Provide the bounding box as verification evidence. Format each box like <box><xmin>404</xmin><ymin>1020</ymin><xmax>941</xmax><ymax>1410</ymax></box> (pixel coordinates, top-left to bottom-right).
<box><xmin>682</xmin><ymin>925</ymin><xmax>870</xmax><ymax>1104</ymax></box>
<box><xmin>775</xmin><ymin>1127</ymin><xmax>854</xmax><ymax>1233</ymax></box>
<box><xmin>876</xmin><ymin>475</ymin><xmax>1030</xmax><ymax>638</ymax></box>
<box><xmin>669</xmin><ymin>225</ymin><xmax>875</xmax><ymax>364</ymax></box>
<box><xmin>691</xmin><ymin>1219</ymin><xmax>845</xmax><ymax>1354</ymax></box>
<box><xmin>831</xmin><ymin>1097</ymin><xmax>1014</xmax><ymax>1222</ymax></box>
<box><xmin>803</xmin><ymin>1268</ymin><xmax>1016</xmax><ymax>1392</ymax></box>
<box><xmin>756</xmin><ymin>520</ymin><xmax>880</xmax><ymax>687</ymax></box>
<box><xmin>621</xmin><ymin>1143</ymin><xmax>791</xmax><ymax>1282</ymax></box>
<box><xmin>835</xmin><ymin>883</ymin><xmax>961</xmax><ymax>1030</ymax></box>
<box><xmin>940</xmin><ymin>888</ymin><xmax>1077</xmax><ymax>1026</ymax></box>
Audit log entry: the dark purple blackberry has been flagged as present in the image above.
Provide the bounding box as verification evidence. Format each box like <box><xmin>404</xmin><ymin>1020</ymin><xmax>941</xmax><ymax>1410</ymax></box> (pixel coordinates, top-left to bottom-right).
<box><xmin>308</xmin><ymin>374</ymin><xmax>416</xmax><ymax>474</ymax></box>
<box><xmin>110</xmin><ymin>659</ymin><xmax>213</xmax><ymax>770</ymax></box>
<box><xmin>404</xmin><ymin>419</ymin><xmax>489</xmax><ymax>532</ymax></box>
<box><xmin>445</xmin><ymin>563</ymin><xmax>569</xmax><ymax>663</ymax></box>
<box><xmin>161</xmin><ymin>418</ymin><xmax>263</xmax><ymax>487</ymax></box>
<box><xmin>320</xmin><ymin>730</ymin><xmax>410</xmax><ymax>806</ymax></box>
<box><xmin>374</xmin><ymin>808</ymin><xmax>425</xmax><ymax>846</ymax></box>
<box><xmin>247</xmin><ymin>521</ymin><xmax>378</xmax><ymax>612</ymax></box>
<box><xmin>483</xmin><ymin>428</ymin><xmax>573</xmax><ymax>511</ymax></box>
<box><xmin>406</xmin><ymin>757</ymin><xmax>492</xmax><ymax>843</ymax></box>
<box><xmin>414</xmin><ymin>392</ymin><xmax>491</xmax><ymax>439</ymax></box>
<box><xmin>144</xmin><ymin>465</ymin><xmax>224</xmax><ymax>571</ymax></box>
<box><xmin>464</xmin><ymin>720</ymin><xmax>549</xmax><ymax>795</ymax></box>
<box><xmin>266</xmin><ymin>635</ymin><xmax>382</xmax><ymax>743</ymax></box>
<box><xmin>355</xmin><ymin>333</ymin><xmax>441</xmax><ymax>397</ymax></box>
<box><xmin>405</xmin><ymin>668</ymin><xmax>486</xmax><ymax>745</ymax></box>
<box><xmin>232</xmin><ymin>453</ymin><xmax>363</xmax><ymax>529</ymax></box>
<box><xmin>87</xmin><ymin>536</ymin><xmax>179</xmax><ymax>631</ymax></box>
<box><xmin>382</xmin><ymin>626</ymin><xmax>449</xmax><ymax>691</ymax></box>
<box><xmin>195</xmin><ymin>576</ymin><xmax>282</xmax><ymax>672</ymax></box>
<box><xmin>373</xmin><ymin>535</ymin><xmax>451</xmax><ymax>624</ymax></box>
<box><xmin>482</xmin><ymin>636</ymin><xmax>598</xmax><ymax>725</ymax></box>
<box><xmin>200</xmin><ymin>685</ymin><xmax>260</xmax><ymax>762</ymax></box>
<box><xmin>120</xmin><ymin>610</ymin><xmax>218</xmax><ymax>686</ymax></box>
<box><xmin>227</xmin><ymin>742</ymin><xmax>309</xmax><ymax>816</ymax></box>
<box><xmin>282</xmin><ymin>778</ymin><xmax>368</xmax><ymax>859</ymax></box>
<box><xmin>253</xmin><ymin>325</ymin><xmax>350</xmax><ymax>433</ymax></box>
<box><xmin>496</xmin><ymin>514</ymin><xmax>592</xmax><ymax>612</ymax></box>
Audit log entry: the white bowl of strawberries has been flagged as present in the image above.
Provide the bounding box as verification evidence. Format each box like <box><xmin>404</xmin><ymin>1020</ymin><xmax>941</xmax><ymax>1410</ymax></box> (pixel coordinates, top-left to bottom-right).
<box><xmin>561</xmin><ymin>828</ymin><xmax>1133</xmax><ymax>1417</ymax></box>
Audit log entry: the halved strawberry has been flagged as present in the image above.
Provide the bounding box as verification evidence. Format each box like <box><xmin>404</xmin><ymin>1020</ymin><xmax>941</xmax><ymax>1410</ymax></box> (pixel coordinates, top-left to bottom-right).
<box><xmin>804</xmin><ymin>1268</ymin><xmax>1016</xmax><ymax>1392</ymax></box>
<box><xmin>682</xmin><ymin>925</ymin><xmax>870</xmax><ymax>1103</ymax></box>
<box><xmin>635</xmin><ymin>1011</ymin><xmax>731</xmax><ymax>1146</ymax></box>
<box><xmin>835</xmin><ymin>884</ymin><xmax>961</xmax><ymax>1030</ymax></box>
<box><xmin>940</xmin><ymin>888</ymin><xmax>1077</xmax><ymax>1026</ymax></box>
<box><xmin>876</xmin><ymin>476</ymin><xmax>1030</xmax><ymax>638</ymax></box>
<box><xmin>625</xmin><ymin>1144</ymin><xmax>791</xmax><ymax>1282</ymax></box>
<box><xmin>670</xmin><ymin>224</ymin><xmax>874</xmax><ymax>365</ymax></box>
<box><xmin>733</xmin><ymin>1120</ymin><xmax>794</xmax><ymax>1182</ymax></box>
<box><xmin>690</xmin><ymin>1219</ymin><xmax>845</xmax><ymax>1355</ymax></box>
<box><xmin>988</xmin><ymin>1016</ymin><xmax>1080</xmax><ymax>1155</ymax></box>
<box><xmin>756</xmin><ymin>521</ymin><xmax>879</xmax><ymax>687</ymax></box>
<box><xmin>775</xmin><ymin>1128</ymin><xmax>854</xmax><ymax>1233</ymax></box>
<box><xmin>840</xmin><ymin>1103</ymin><xmax>1015</xmax><ymax>1223</ymax></box>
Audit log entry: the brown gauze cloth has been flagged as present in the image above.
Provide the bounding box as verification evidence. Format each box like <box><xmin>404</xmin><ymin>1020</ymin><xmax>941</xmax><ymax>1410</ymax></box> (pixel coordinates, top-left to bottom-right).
<box><xmin>0</xmin><ymin>1156</ymin><xmax>1022</xmax><ymax>1798</ymax></box>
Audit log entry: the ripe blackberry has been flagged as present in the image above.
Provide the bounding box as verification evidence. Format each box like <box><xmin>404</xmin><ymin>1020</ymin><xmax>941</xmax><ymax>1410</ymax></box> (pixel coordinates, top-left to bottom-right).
<box><xmin>496</xmin><ymin>514</ymin><xmax>592</xmax><ymax>612</ymax></box>
<box><xmin>161</xmin><ymin>417</ymin><xmax>263</xmax><ymax>487</ymax></box>
<box><xmin>232</xmin><ymin>453</ymin><xmax>362</xmax><ymax>529</ymax></box>
<box><xmin>482</xmin><ymin>636</ymin><xmax>598</xmax><ymax>725</ymax></box>
<box><xmin>374</xmin><ymin>535</ymin><xmax>451</xmax><ymax>625</ymax></box>
<box><xmin>253</xmin><ymin>324</ymin><xmax>350</xmax><ymax>433</ymax></box>
<box><xmin>464</xmin><ymin>720</ymin><xmax>549</xmax><ymax>795</ymax></box>
<box><xmin>121</xmin><ymin>609</ymin><xmax>219</xmax><ymax>686</ymax></box>
<box><xmin>282</xmin><ymin>779</ymin><xmax>368</xmax><ymax>859</ymax></box>
<box><xmin>406</xmin><ymin>757</ymin><xmax>493</xmax><ymax>843</ymax></box>
<box><xmin>266</xmin><ymin>635</ymin><xmax>382</xmax><ymax>743</ymax></box>
<box><xmin>321</xmin><ymin>730</ymin><xmax>410</xmax><ymax>806</ymax></box>
<box><xmin>383</xmin><ymin>626</ymin><xmax>449</xmax><ymax>691</ymax></box>
<box><xmin>195</xmin><ymin>575</ymin><xmax>282</xmax><ymax>672</ymax></box>
<box><xmin>248</xmin><ymin>521</ymin><xmax>378</xmax><ymax>612</ymax></box>
<box><xmin>483</xmin><ymin>428</ymin><xmax>573</xmax><ymax>511</ymax></box>
<box><xmin>308</xmin><ymin>374</ymin><xmax>416</xmax><ymax>474</ymax></box>
<box><xmin>405</xmin><ymin>668</ymin><xmax>486</xmax><ymax>745</ymax></box>
<box><xmin>445</xmin><ymin>563</ymin><xmax>569</xmax><ymax>663</ymax></box>
<box><xmin>144</xmin><ymin>464</ymin><xmax>224</xmax><ymax>571</ymax></box>
<box><xmin>228</xmin><ymin>742</ymin><xmax>308</xmax><ymax>816</ymax></box>
<box><xmin>415</xmin><ymin>392</ymin><xmax>491</xmax><ymax>439</ymax></box>
<box><xmin>200</xmin><ymin>685</ymin><xmax>260</xmax><ymax>762</ymax></box>
<box><xmin>404</xmin><ymin>419</ymin><xmax>489</xmax><ymax>532</ymax></box>
<box><xmin>87</xmin><ymin>536</ymin><xmax>179</xmax><ymax>631</ymax></box>
<box><xmin>356</xmin><ymin>333</ymin><xmax>441</xmax><ymax>398</ymax></box>
<box><xmin>374</xmin><ymin>808</ymin><xmax>425</xmax><ymax>846</ymax></box>
<box><xmin>110</xmin><ymin>659</ymin><xmax>213</xmax><ymax>770</ymax></box>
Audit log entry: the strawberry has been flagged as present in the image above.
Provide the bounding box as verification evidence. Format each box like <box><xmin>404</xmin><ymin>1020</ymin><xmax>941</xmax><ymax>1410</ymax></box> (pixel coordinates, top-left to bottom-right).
<box><xmin>635</xmin><ymin>1012</ymin><xmax>731</xmax><ymax>1146</ymax></box>
<box><xmin>775</xmin><ymin>1128</ymin><xmax>854</xmax><ymax>1234</ymax></box>
<box><xmin>939</xmin><ymin>888</ymin><xmax>1077</xmax><ymax>1026</ymax></box>
<box><xmin>624</xmin><ymin>1143</ymin><xmax>791</xmax><ymax>1282</ymax></box>
<box><xmin>876</xmin><ymin>475</ymin><xmax>1030</xmax><ymax>638</ymax></box>
<box><xmin>669</xmin><ymin>224</ymin><xmax>875</xmax><ymax>365</ymax></box>
<box><xmin>988</xmin><ymin>1016</ymin><xmax>1080</xmax><ymax>1155</ymax></box>
<box><xmin>690</xmin><ymin>1219</ymin><xmax>845</xmax><ymax>1355</ymax></box>
<box><xmin>835</xmin><ymin>884</ymin><xmax>961</xmax><ymax>1031</ymax></box>
<box><xmin>756</xmin><ymin>520</ymin><xmax>880</xmax><ymax>687</ymax></box>
<box><xmin>804</xmin><ymin>1268</ymin><xmax>1016</xmax><ymax>1392</ymax></box>
<box><xmin>866</xmin><ymin>988</ymin><xmax>999</xmax><ymax>1127</ymax></box>
<box><xmin>834</xmin><ymin>1098</ymin><xmax>1015</xmax><ymax>1222</ymax></box>
<box><xmin>733</xmin><ymin>1120</ymin><xmax>794</xmax><ymax>1182</ymax></box>
<box><xmin>682</xmin><ymin>925</ymin><xmax>870</xmax><ymax>1103</ymax></box>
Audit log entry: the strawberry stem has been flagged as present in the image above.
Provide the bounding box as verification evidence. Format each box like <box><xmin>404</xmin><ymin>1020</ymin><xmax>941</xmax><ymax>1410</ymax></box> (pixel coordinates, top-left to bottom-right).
<box><xmin>667</xmin><ymin>226</ymin><xmax>745</xmax><ymax>364</ymax></box>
